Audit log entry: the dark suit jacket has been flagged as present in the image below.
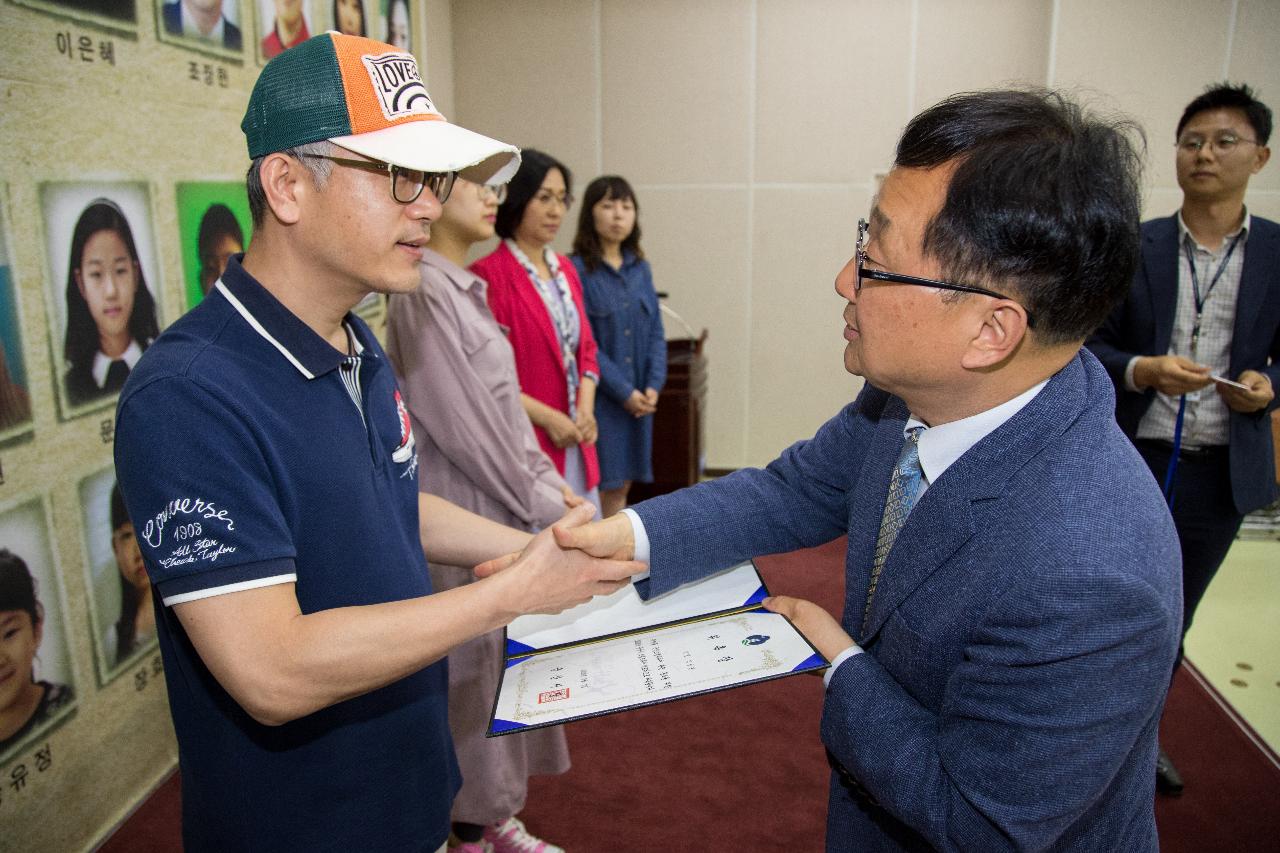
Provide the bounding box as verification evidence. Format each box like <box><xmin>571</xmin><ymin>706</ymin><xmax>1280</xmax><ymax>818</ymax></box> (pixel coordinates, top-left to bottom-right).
<box><xmin>1087</xmin><ymin>214</ymin><xmax>1280</xmax><ymax>515</ymax></box>
<box><xmin>162</xmin><ymin>0</ymin><xmax>243</xmax><ymax>51</ymax></box>
<box><xmin>633</xmin><ymin>351</ymin><xmax>1180</xmax><ymax>852</ymax></box>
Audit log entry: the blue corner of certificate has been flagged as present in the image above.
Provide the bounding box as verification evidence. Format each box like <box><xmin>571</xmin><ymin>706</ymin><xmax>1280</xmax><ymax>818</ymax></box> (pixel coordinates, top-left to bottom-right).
<box><xmin>742</xmin><ymin>584</ymin><xmax>768</xmax><ymax>607</ymax></box>
<box><xmin>490</xmin><ymin>718</ymin><xmax>528</xmax><ymax>734</ymax></box>
<box><xmin>792</xmin><ymin>652</ymin><xmax>826</xmax><ymax>672</ymax></box>
<box><xmin>505</xmin><ymin>637</ymin><xmax>538</xmax><ymax>658</ymax></box>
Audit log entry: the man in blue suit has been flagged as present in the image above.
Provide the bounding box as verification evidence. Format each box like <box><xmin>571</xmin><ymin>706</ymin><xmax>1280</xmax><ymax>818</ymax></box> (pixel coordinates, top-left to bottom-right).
<box><xmin>542</xmin><ymin>90</ymin><xmax>1182</xmax><ymax>851</ymax></box>
<box><xmin>1087</xmin><ymin>82</ymin><xmax>1277</xmax><ymax>795</ymax></box>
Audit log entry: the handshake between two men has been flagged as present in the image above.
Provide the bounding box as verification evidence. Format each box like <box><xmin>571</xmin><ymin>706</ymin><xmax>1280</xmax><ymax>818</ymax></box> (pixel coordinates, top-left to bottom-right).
<box><xmin>474</xmin><ymin>502</ymin><xmax>856</xmax><ymax>665</ymax></box>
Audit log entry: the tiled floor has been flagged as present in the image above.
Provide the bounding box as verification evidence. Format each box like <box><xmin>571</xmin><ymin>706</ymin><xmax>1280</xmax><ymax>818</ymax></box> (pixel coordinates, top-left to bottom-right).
<box><xmin>1183</xmin><ymin>537</ymin><xmax>1280</xmax><ymax>751</ymax></box>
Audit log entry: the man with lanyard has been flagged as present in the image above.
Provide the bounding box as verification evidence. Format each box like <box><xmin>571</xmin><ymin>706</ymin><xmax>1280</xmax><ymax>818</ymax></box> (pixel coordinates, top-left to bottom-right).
<box><xmin>1088</xmin><ymin>82</ymin><xmax>1279</xmax><ymax>795</ymax></box>
<box><xmin>113</xmin><ymin>34</ymin><xmax>641</xmax><ymax>852</ymax></box>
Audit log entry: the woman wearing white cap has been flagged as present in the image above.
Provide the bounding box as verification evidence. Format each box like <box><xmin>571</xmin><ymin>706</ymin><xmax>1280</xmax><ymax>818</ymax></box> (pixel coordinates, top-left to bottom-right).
<box><xmin>386</xmin><ymin>176</ymin><xmax>574</xmax><ymax>853</ymax></box>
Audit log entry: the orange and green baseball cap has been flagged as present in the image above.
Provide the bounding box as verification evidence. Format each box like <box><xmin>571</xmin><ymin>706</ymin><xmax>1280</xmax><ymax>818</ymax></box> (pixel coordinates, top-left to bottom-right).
<box><xmin>241</xmin><ymin>32</ymin><xmax>519</xmax><ymax>184</ymax></box>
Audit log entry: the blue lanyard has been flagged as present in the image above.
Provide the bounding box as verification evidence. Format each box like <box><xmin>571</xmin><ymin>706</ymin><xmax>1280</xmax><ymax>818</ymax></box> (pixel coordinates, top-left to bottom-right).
<box><xmin>1163</xmin><ymin>229</ymin><xmax>1244</xmax><ymax>507</ymax></box>
<box><xmin>1162</xmin><ymin>395</ymin><xmax>1186</xmax><ymax>507</ymax></box>
<box><xmin>1182</xmin><ymin>230</ymin><xmax>1243</xmax><ymax>359</ymax></box>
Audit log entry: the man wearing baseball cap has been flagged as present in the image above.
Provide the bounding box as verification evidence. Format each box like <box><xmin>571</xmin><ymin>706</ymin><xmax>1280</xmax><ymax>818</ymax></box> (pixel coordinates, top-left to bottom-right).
<box><xmin>114</xmin><ymin>33</ymin><xmax>642</xmax><ymax>853</ymax></box>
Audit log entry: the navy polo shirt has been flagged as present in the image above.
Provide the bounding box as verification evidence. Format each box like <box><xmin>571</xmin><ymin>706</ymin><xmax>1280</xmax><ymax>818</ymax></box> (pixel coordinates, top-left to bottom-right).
<box><xmin>114</xmin><ymin>257</ymin><xmax>459</xmax><ymax>853</ymax></box>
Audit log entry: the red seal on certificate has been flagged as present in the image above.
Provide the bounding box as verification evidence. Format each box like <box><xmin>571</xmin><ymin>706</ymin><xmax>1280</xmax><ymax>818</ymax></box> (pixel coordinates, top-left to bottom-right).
<box><xmin>538</xmin><ymin>688</ymin><xmax>570</xmax><ymax>704</ymax></box>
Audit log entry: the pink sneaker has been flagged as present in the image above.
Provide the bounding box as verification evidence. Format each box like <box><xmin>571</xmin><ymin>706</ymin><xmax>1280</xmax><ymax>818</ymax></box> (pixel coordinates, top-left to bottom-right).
<box><xmin>484</xmin><ymin>816</ymin><xmax>564</xmax><ymax>853</ymax></box>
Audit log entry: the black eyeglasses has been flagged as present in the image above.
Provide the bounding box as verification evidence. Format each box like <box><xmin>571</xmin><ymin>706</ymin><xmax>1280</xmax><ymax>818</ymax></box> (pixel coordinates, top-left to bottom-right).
<box><xmin>855</xmin><ymin>219</ymin><xmax>1034</xmax><ymax>327</ymax></box>
<box><xmin>296</xmin><ymin>153</ymin><xmax>457</xmax><ymax>204</ymax></box>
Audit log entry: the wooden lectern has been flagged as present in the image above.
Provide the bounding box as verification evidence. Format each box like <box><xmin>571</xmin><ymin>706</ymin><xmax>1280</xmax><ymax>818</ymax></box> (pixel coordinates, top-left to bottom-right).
<box><xmin>630</xmin><ymin>330</ymin><xmax>708</xmax><ymax>502</ymax></box>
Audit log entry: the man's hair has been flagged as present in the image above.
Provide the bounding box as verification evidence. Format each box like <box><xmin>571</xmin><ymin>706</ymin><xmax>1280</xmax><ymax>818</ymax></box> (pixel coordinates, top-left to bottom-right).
<box><xmin>1176</xmin><ymin>82</ymin><xmax>1272</xmax><ymax>145</ymax></box>
<box><xmin>895</xmin><ymin>88</ymin><xmax>1145</xmax><ymax>346</ymax></box>
<box><xmin>495</xmin><ymin>149</ymin><xmax>573</xmax><ymax>241</ymax></box>
<box><xmin>246</xmin><ymin>140</ymin><xmax>336</xmax><ymax>227</ymax></box>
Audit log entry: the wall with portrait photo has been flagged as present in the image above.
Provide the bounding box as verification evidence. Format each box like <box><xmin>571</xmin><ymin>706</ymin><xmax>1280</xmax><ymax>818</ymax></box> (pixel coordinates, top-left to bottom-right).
<box><xmin>254</xmin><ymin>0</ymin><xmax>313</xmax><ymax>63</ymax></box>
<box><xmin>380</xmin><ymin>0</ymin><xmax>408</xmax><ymax>53</ymax></box>
<box><xmin>154</xmin><ymin>0</ymin><xmax>245</xmax><ymax>60</ymax></box>
<box><xmin>0</xmin><ymin>199</ymin><xmax>34</xmax><ymax>443</ymax></box>
<box><xmin>0</xmin><ymin>496</ymin><xmax>77</xmax><ymax>766</ymax></box>
<box><xmin>39</xmin><ymin>183</ymin><xmax>163</xmax><ymax>420</ymax></box>
<box><xmin>79</xmin><ymin>466</ymin><xmax>157</xmax><ymax>684</ymax></box>
<box><xmin>326</xmin><ymin>0</ymin><xmax>372</xmax><ymax>39</ymax></box>
<box><xmin>0</xmin><ymin>0</ymin><xmax>442</xmax><ymax>846</ymax></box>
<box><xmin>174</xmin><ymin>181</ymin><xmax>250</xmax><ymax>309</ymax></box>
<box><xmin>8</xmin><ymin>0</ymin><xmax>137</xmax><ymax>32</ymax></box>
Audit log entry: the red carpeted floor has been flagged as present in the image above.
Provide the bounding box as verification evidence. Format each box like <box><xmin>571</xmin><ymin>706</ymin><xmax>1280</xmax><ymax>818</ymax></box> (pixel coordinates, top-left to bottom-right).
<box><xmin>100</xmin><ymin>537</ymin><xmax>1280</xmax><ymax>852</ymax></box>
<box><xmin>1153</xmin><ymin>661</ymin><xmax>1280</xmax><ymax>852</ymax></box>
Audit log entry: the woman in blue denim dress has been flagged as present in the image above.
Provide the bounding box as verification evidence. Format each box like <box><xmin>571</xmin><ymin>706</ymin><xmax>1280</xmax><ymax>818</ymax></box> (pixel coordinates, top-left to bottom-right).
<box><xmin>571</xmin><ymin>176</ymin><xmax>667</xmax><ymax>518</ymax></box>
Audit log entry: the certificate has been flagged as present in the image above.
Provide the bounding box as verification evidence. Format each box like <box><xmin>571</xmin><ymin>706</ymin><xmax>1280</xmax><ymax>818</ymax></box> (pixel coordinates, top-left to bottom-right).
<box><xmin>488</xmin><ymin>561</ymin><xmax>827</xmax><ymax>735</ymax></box>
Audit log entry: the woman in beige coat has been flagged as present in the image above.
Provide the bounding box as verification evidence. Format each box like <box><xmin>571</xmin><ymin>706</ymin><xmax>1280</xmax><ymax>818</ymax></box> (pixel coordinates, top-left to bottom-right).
<box><xmin>386</xmin><ymin>176</ymin><xmax>577</xmax><ymax>853</ymax></box>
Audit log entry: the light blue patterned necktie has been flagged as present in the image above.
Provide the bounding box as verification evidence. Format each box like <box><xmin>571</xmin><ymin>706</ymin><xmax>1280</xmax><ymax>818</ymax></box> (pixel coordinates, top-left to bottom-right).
<box><xmin>862</xmin><ymin>426</ymin><xmax>925</xmax><ymax>635</ymax></box>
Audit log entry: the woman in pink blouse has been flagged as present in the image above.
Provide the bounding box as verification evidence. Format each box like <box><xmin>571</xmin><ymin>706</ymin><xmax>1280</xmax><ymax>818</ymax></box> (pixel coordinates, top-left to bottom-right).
<box><xmin>386</xmin><ymin>174</ymin><xmax>576</xmax><ymax>853</ymax></box>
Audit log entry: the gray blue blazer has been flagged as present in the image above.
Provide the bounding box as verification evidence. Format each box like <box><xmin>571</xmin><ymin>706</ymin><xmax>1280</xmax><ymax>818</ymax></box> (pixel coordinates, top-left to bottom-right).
<box><xmin>633</xmin><ymin>350</ymin><xmax>1180</xmax><ymax>852</ymax></box>
<box><xmin>1086</xmin><ymin>214</ymin><xmax>1280</xmax><ymax>515</ymax></box>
